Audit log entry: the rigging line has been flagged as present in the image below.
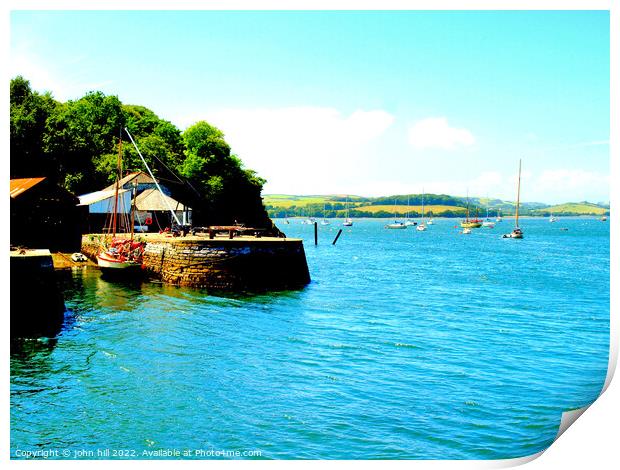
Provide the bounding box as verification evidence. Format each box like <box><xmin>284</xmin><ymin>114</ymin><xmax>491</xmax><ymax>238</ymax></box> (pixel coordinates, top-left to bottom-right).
<box><xmin>135</xmin><ymin>143</ymin><xmax>202</xmax><ymax>198</ymax></box>
<box><xmin>124</xmin><ymin>128</ymin><xmax>182</xmax><ymax>226</ymax></box>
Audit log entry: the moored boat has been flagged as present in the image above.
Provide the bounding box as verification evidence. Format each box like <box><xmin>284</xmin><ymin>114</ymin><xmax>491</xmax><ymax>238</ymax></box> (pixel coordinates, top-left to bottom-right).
<box><xmin>385</xmin><ymin>221</ymin><xmax>407</xmax><ymax>229</ymax></box>
<box><xmin>461</xmin><ymin>192</ymin><xmax>482</xmax><ymax>228</ymax></box>
<box><xmin>503</xmin><ymin>159</ymin><xmax>524</xmax><ymax>239</ymax></box>
<box><xmin>97</xmin><ymin>137</ymin><xmax>145</xmax><ymax>274</ymax></box>
<box><xmin>342</xmin><ymin>196</ymin><xmax>353</xmax><ymax>226</ymax></box>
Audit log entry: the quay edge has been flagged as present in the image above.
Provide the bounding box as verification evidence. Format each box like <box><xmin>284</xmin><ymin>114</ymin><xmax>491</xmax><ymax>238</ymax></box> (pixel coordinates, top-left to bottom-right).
<box><xmin>81</xmin><ymin>234</ymin><xmax>311</xmax><ymax>290</ymax></box>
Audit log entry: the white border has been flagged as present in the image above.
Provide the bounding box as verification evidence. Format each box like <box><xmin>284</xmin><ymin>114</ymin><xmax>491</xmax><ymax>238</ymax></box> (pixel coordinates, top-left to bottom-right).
<box><xmin>3</xmin><ymin>1</ymin><xmax>617</xmax><ymax>468</ymax></box>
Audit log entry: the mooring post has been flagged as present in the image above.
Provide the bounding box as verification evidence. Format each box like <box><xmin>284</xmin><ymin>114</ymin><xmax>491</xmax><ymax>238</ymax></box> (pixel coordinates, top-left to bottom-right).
<box><xmin>332</xmin><ymin>229</ymin><xmax>343</xmax><ymax>245</ymax></box>
<box><xmin>314</xmin><ymin>222</ymin><xmax>318</xmax><ymax>245</ymax></box>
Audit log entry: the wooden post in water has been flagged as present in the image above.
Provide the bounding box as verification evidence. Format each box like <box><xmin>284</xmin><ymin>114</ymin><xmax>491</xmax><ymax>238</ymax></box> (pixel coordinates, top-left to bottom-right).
<box><xmin>314</xmin><ymin>222</ymin><xmax>318</xmax><ymax>245</ymax></box>
<box><xmin>332</xmin><ymin>229</ymin><xmax>343</xmax><ymax>245</ymax></box>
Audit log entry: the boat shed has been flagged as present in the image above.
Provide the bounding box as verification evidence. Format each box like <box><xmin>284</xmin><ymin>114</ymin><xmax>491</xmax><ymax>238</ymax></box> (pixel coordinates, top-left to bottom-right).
<box><xmin>133</xmin><ymin>188</ymin><xmax>192</xmax><ymax>231</ymax></box>
<box><xmin>78</xmin><ymin>189</ymin><xmax>132</xmax><ymax>233</ymax></box>
<box><xmin>10</xmin><ymin>177</ymin><xmax>86</xmax><ymax>251</ymax></box>
<box><xmin>102</xmin><ymin>171</ymin><xmax>162</xmax><ymax>193</ymax></box>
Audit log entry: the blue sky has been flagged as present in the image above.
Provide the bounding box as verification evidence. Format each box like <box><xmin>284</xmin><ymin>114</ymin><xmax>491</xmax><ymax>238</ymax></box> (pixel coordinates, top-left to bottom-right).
<box><xmin>10</xmin><ymin>10</ymin><xmax>610</xmax><ymax>203</ymax></box>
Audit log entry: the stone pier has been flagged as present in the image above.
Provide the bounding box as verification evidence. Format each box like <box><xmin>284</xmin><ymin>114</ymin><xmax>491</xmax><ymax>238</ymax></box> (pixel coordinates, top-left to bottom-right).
<box><xmin>81</xmin><ymin>233</ymin><xmax>311</xmax><ymax>290</ymax></box>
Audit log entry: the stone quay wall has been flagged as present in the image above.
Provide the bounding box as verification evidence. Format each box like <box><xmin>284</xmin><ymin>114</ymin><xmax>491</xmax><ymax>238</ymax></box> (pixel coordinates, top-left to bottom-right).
<box><xmin>81</xmin><ymin>235</ymin><xmax>311</xmax><ymax>290</ymax></box>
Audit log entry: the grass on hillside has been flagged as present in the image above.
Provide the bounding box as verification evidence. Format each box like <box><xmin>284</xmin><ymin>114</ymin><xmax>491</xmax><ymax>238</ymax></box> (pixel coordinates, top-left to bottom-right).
<box><xmin>263</xmin><ymin>195</ymin><xmax>332</xmax><ymax>208</ymax></box>
<box><xmin>532</xmin><ymin>203</ymin><xmax>608</xmax><ymax>215</ymax></box>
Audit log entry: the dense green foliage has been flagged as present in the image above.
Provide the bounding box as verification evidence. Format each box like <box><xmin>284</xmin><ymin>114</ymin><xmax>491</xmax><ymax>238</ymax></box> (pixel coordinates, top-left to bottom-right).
<box><xmin>10</xmin><ymin>76</ymin><xmax>273</xmax><ymax>228</ymax></box>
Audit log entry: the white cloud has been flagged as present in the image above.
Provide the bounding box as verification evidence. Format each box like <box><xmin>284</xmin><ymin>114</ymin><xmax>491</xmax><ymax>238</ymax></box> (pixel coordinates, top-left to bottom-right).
<box><xmin>407</xmin><ymin>117</ymin><xmax>475</xmax><ymax>150</ymax></box>
<box><xmin>186</xmin><ymin>106</ymin><xmax>395</xmax><ymax>194</ymax></box>
<box><xmin>535</xmin><ymin>169</ymin><xmax>609</xmax><ymax>200</ymax></box>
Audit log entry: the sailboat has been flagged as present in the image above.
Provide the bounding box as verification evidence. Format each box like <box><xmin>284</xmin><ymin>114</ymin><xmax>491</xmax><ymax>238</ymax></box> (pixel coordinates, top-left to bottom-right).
<box><xmin>549</xmin><ymin>212</ymin><xmax>558</xmax><ymax>223</ymax></box>
<box><xmin>496</xmin><ymin>208</ymin><xmax>503</xmax><ymax>222</ymax></box>
<box><xmin>385</xmin><ymin>199</ymin><xmax>407</xmax><ymax>229</ymax></box>
<box><xmin>427</xmin><ymin>210</ymin><xmax>434</xmax><ymax>225</ymax></box>
<box><xmin>482</xmin><ymin>203</ymin><xmax>495</xmax><ymax>228</ymax></box>
<box><xmin>404</xmin><ymin>195</ymin><xmax>417</xmax><ymax>226</ymax></box>
<box><xmin>416</xmin><ymin>189</ymin><xmax>427</xmax><ymax>231</ymax></box>
<box><xmin>503</xmin><ymin>159</ymin><xmax>524</xmax><ymax>239</ymax></box>
<box><xmin>461</xmin><ymin>191</ymin><xmax>483</xmax><ymax>228</ymax></box>
<box><xmin>343</xmin><ymin>196</ymin><xmax>353</xmax><ymax>226</ymax></box>
<box><xmin>96</xmin><ymin>137</ymin><xmax>145</xmax><ymax>274</ymax></box>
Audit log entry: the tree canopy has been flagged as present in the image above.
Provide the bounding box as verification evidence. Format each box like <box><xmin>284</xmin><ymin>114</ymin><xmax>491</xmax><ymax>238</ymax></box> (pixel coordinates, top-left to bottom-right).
<box><xmin>10</xmin><ymin>76</ymin><xmax>273</xmax><ymax>229</ymax></box>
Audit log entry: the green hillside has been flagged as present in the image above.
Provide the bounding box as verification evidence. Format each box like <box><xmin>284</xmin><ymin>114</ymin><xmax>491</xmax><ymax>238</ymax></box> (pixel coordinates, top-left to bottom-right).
<box><xmin>263</xmin><ymin>193</ymin><xmax>610</xmax><ymax>218</ymax></box>
<box><xmin>532</xmin><ymin>203</ymin><xmax>609</xmax><ymax>216</ymax></box>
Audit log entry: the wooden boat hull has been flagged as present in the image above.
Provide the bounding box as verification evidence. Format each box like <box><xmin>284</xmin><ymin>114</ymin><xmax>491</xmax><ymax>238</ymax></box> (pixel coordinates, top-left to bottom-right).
<box><xmin>97</xmin><ymin>254</ymin><xmax>143</xmax><ymax>277</ymax></box>
<box><xmin>461</xmin><ymin>222</ymin><xmax>482</xmax><ymax>228</ymax></box>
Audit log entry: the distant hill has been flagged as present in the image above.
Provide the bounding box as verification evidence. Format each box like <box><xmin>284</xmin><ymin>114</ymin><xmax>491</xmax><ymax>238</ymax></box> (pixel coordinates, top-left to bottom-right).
<box><xmin>531</xmin><ymin>202</ymin><xmax>610</xmax><ymax>216</ymax></box>
<box><xmin>263</xmin><ymin>194</ymin><xmax>609</xmax><ymax>218</ymax></box>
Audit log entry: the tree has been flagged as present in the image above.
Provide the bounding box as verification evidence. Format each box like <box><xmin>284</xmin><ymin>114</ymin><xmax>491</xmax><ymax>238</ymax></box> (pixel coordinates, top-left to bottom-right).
<box><xmin>180</xmin><ymin>121</ymin><xmax>270</xmax><ymax>227</ymax></box>
<box><xmin>43</xmin><ymin>91</ymin><xmax>124</xmax><ymax>193</ymax></box>
<box><xmin>10</xmin><ymin>76</ymin><xmax>58</xmax><ymax>178</ymax></box>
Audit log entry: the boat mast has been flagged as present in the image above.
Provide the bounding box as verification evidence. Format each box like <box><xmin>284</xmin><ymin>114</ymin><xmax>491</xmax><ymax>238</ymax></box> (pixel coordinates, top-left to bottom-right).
<box><xmin>515</xmin><ymin>159</ymin><xmax>522</xmax><ymax>228</ymax></box>
<box><xmin>466</xmin><ymin>190</ymin><xmax>470</xmax><ymax>222</ymax></box>
<box><xmin>112</xmin><ymin>137</ymin><xmax>122</xmax><ymax>237</ymax></box>
<box><xmin>125</xmin><ymin>128</ymin><xmax>182</xmax><ymax>227</ymax></box>
<box><xmin>130</xmin><ymin>180</ymin><xmax>137</xmax><ymax>242</ymax></box>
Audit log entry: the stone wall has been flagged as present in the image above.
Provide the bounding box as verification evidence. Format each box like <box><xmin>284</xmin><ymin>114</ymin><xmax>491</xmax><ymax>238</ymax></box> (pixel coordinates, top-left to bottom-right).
<box><xmin>11</xmin><ymin>249</ymin><xmax>65</xmax><ymax>338</ymax></box>
<box><xmin>81</xmin><ymin>235</ymin><xmax>311</xmax><ymax>290</ymax></box>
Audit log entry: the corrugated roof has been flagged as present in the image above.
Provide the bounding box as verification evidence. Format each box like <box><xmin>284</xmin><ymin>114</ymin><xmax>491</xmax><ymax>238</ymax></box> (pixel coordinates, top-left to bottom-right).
<box><xmin>10</xmin><ymin>177</ymin><xmax>46</xmax><ymax>198</ymax></box>
<box><xmin>78</xmin><ymin>189</ymin><xmax>130</xmax><ymax>206</ymax></box>
<box><xmin>103</xmin><ymin>171</ymin><xmax>157</xmax><ymax>192</ymax></box>
<box><xmin>134</xmin><ymin>188</ymin><xmax>190</xmax><ymax>212</ymax></box>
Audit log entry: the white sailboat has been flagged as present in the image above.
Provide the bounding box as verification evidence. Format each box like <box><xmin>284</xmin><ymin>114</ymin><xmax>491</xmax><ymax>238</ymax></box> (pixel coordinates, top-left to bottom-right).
<box><xmin>482</xmin><ymin>203</ymin><xmax>495</xmax><ymax>228</ymax></box>
<box><xmin>404</xmin><ymin>195</ymin><xmax>417</xmax><ymax>226</ymax></box>
<box><xmin>343</xmin><ymin>196</ymin><xmax>353</xmax><ymax>226</ymax></box>
<box><xmin>416</xmin><ymin>189</ymin><xmax>427</xmax><ymax>231</ymax></box>
<box><xmin>549</xmin><ymin>212</ymin><xmax>558</xmax><ymax>223</ymax></box>
<box><xmin>385</xmin><ymin>199</ymin><xmax>407</xmax><ymax>229</ymax></box>
<box><xmin>503</xmin><ymin>159</ymin><xmax>524</xmax><ymax>239</ymax></box>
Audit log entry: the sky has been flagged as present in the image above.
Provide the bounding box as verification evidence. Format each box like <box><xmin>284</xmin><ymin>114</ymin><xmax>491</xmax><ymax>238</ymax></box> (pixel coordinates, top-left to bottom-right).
<box><xmin>9</xmin><ymin>9</ymin><xmax>611</xmax><ymax>204</ymax></box>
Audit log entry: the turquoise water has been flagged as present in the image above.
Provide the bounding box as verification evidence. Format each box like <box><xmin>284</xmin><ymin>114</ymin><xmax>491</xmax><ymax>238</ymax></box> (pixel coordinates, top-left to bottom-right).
<box><xmin>11</xmin><ymin>218</ymin><xmax>609</xmax><ymax>459</ymax></box>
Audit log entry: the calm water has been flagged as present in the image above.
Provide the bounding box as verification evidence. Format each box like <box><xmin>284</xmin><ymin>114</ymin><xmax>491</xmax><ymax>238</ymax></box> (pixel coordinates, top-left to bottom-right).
<box><xmin>11</xmin><ymin>218</ymin><xmax>609</xmax><ymax>459</ymax></box>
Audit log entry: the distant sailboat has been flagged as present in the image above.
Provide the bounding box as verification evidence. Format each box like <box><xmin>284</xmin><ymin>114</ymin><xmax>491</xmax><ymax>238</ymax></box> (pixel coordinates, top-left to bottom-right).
<box><xmin>385</xmin><ymin>199</ymin><xmax>407</xmax><ymax>229</ymax></box>
<box><xmin>482</xmin><ymin>203</ymin><xmax>495</xmax><ymax>228</ymax></box>
<box><xmin>496</xmin><ymin>208</ymin><xmax>503</xmax><ymax>222</ymax></box>
<box><xmin>549</xmin><ymin>212</ymin><xmax>558</xmax><ymax>223</ymax></box>
<box><xmin>343</xmin><ymin>196</ymin><xmax>353</xmax><ymax>226</ymax></box>
<box><xmin>503</xmin><ymin>159</ymin><xmax>524</xmax><ymax>239</ymax></box>
<box><xmin>417</xmin><ymin>189</ymin><xmax>427</xmax><ymax>231</ymax></box>
<box><xmin>405</xmin><ymin>195</ymin><xmax>417</xmax><ymax>226</ymax></box>
<box><xmin>461</xmin><ymin>190</ymin><xmax>482</xmax><ymax>228</ymax></box>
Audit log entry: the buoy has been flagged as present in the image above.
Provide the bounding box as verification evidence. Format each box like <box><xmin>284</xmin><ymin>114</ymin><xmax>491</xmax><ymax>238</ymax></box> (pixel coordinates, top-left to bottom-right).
<box><xmin>145</xmin><ymin>217</ymin><xmax>153</xmax><ymax>225</ymax></box>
